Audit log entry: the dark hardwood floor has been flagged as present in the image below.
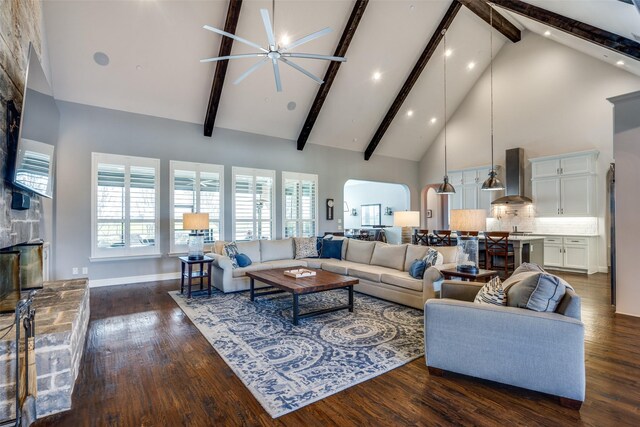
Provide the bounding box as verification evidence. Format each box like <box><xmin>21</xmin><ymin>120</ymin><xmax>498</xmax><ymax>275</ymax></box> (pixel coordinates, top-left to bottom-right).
<box><xmin>35</xmin><ymin>272</ymin><xmax>640</xmax><ymax>426</ymax></box>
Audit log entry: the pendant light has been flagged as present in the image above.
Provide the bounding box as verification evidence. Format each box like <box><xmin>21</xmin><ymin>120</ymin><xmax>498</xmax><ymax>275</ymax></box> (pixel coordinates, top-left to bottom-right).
<box><xmin>437</xmin><ymin>29</ymin><xmax>455</xmax><ymax>195</ymax></box>
<box><xmin>481</xmin><ymin>6</ymin><xmax>505</xmax><ymax>191</ymax></box>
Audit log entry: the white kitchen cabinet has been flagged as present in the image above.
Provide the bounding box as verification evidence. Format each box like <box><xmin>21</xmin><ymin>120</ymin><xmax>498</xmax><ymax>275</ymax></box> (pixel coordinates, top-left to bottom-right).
<box><xmin>532</xmin><ymin>178</ymin><xmax>561</xmax><ymax>216</ymax></box>
<box><xmin>540</xmin><ymin>235</ymin><xmax>597</xmax><ymax>274</ymax></box>
<box><xmin>543</xmin><ymin>242</ymin><xmax>564</xmax><ymax>267</ymax></box>
<box><xmin>447</xmin><ymin>165</ymin><xmax>502</xmax><ymax>216</ymax></box>
<box><xmin>530</xmin><ymin>151</ymin><xmax>598</xmax><ymax>217</ymax></box>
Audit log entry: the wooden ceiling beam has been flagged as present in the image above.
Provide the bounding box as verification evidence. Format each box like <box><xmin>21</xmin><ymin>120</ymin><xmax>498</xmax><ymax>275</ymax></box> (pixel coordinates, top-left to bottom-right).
<box><xmin>458</xmin><ymin>0</ymin><xmax>521</xmax><ymax>43</ymax></box>
<box><xmin>364</xmin><ymin>0</ymin><xmax>461</xmax><ymax>161</ymax></box>
<box><xmin>490</xmin><ymin>0</ymin><xmax>640</xmax><ymax>61</ymax></box>
<box><xmin>296</xmin><ymin>0</ymin><xmax>370</xmax><ymax>151</ymax></box>
<box><xmin>204</xmin><ymin>0</ymin><xmax>243</xmax><ymax>137</ymax></box>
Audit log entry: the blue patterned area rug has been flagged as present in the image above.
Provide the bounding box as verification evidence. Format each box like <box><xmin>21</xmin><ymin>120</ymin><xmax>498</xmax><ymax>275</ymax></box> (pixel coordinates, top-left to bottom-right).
<box><xmin>169</xmin><ymin>288</ymin><xmax>424</xmax><ymax>418</ymax></box>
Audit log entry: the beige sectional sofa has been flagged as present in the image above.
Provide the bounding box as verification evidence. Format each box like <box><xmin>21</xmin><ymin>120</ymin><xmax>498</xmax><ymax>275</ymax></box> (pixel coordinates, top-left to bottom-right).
<box><xmin>207</xmin><ymin>238</ymin><xmax>457</xmax><ymax>310</ymax></box>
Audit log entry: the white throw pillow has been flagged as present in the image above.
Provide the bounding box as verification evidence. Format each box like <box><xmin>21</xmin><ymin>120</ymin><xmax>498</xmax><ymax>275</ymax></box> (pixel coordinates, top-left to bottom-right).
<box><xmin>474</xmin><ymin>276</ymin><xmax>506</xmax><ymax>306</ymax></box>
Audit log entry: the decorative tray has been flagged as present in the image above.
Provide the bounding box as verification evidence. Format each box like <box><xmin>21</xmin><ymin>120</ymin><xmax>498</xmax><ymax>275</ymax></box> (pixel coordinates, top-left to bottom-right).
<box><xmin>284</xmin><ymin>269</ymin><xmax>317</xmax><ymax>278</ymax></box>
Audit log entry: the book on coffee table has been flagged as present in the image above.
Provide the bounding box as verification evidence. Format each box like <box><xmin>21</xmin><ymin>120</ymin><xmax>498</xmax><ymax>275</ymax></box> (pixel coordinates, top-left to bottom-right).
<box><xmin>283</xmin><ymin>269</ymin><xmax>317</xmax><ymax>278</ymax></box>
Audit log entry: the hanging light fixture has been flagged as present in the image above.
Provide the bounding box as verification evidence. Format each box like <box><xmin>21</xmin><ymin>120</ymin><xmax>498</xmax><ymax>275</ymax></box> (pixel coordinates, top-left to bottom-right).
<box><xmin>481</xmin><ymin>5</ymin><xmax>505</xmax><ymax>192</ymax></box>
<box><xmin>437</xmin><ymin>29</ymin><xmax>455</xmax><ymax>195</ymax></box>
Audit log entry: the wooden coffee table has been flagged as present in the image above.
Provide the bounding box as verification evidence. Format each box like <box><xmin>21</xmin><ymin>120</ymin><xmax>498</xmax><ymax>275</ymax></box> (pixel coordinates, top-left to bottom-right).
<box><xmin>440</xmin><ymin>268</ymin><xmax>499</xmax><ymax>283</ymax></box>
<box><xmin>246</xmin><ymin>268</ymin><xmax>359</xmax><ymax>325</ymax></box>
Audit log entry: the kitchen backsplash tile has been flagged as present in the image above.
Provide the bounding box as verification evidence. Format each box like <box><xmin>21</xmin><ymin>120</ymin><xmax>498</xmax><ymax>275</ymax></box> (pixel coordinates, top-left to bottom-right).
<box><xmin>486</xmin><ymin>213</ymin><xmax>598</xmax><ymax>236</ymax></box>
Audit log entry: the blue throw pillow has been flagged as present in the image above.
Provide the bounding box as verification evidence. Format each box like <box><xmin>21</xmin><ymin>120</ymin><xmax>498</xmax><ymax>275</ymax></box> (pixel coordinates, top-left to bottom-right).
<box><xmin>320</xmin><ymin>238</ymin><xmax>343</xmax><ymax>260</ymax></box>
<box><xmin>409</xmin><ymin>259</ymin><xmax>427</xmax><ymax>279</ymax></box>
<box><xmin>235</xmin><ymin>253</ymin><xmax>252</xmax><ymax>268</ymax></box>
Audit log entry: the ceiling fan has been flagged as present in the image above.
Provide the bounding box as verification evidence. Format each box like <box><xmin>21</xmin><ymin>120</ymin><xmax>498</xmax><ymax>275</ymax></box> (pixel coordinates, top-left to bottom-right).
<box><xmin>201</xmin><ymin>1</ymin><xmax>346</xmax><ymax>92</ymax></box>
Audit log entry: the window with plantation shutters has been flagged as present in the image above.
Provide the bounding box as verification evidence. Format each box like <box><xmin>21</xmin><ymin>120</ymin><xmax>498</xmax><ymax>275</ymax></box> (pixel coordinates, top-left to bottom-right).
<box><xmin>170</xmin><ymin>161</ymin><xmax>224</xmax><ymax>253</ymax></box>
<box><xmin>282</xmin><ymin>172</ymin><xmax>318</xmax><ymax>238</ymax></box>
<box><xmin>91</xmin><ymin>153</ymin><xmax>160</xmax><ymax>259</ymax></box>
<box><xmin>232</xmin><ymin>167</ymin><xmax>275</xmax><ymax>241</ymax></box>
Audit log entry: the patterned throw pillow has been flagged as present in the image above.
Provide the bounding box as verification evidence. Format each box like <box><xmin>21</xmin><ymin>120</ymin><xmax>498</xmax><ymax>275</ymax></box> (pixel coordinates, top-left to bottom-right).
<box><xmin>422</xmin><ymin>248</ymin><xmax>443</xmax><ymax>267</ymax></box>
<box><xmin>294</xmin><ymin>236</ymin><xmax>318</xmax><ymax>259</ymax></box>
<box><xmin>474</xmin><ymin>276</ymin><xmax>506</xmax><ymax>306</ymax></box>
<box><xmin>224</xmin><ymin>242</ymin><xmax>240</xmax><ymax>268</ymax></box>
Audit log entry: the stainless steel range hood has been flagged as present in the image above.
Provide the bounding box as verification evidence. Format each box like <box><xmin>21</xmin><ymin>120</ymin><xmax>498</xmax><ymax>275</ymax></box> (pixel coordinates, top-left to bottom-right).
<box><xmin>491</xmin><ymin>148</ymin><xmax>533</xmax><ymax>205</ymax></box>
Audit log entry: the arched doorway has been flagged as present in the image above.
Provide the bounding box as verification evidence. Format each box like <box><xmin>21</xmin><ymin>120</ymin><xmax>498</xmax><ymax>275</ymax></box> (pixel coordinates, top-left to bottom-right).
<box><xmin>421</xmin><ymin>184</ymin><xmax>448</xmax><ymax>230</ymax></box>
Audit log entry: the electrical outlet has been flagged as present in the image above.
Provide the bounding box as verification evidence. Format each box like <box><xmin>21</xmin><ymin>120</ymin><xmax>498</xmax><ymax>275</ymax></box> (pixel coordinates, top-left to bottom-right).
<box><xmin>337</xmin><ymin>225</ymin><xmax>343</xmax><ymax>231</ymax></box>
<box><xmin>72</xmin><ymin>267</ymin><xmax>79</xmax><ymax>275</ymax></box>
<box><xmin>337</xmin><ymin>219</ymin><xmax>342</xmax><ymax>224</ymax></box>
<box><xmin>82</xmin><ymin>267</ymin><xmax>88</xmax><ymax>275</ymax></box>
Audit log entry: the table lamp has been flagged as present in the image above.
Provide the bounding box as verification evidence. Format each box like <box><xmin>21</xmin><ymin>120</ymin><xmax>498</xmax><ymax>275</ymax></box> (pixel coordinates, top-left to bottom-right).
<box><xmin>394</xmin><ymin>211</ymin><xmax>420</xmax><ymax>244</ymax></box>
<box><xmin>183</xmin><ymin>213</ymin><xmax>210</xmax><ymax>260</ymax></box>
<box><xmin>449</xmin><ymin>209</ymin><xmax>486</xmax><ymax>274</ymax></box>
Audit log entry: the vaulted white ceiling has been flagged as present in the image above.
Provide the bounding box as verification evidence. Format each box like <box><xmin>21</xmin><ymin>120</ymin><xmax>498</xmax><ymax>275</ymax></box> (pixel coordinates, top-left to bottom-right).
<box><xmin>42</xmin><ymin>0</ymin><xmax>639</xmax><ymax>161</ymax></box>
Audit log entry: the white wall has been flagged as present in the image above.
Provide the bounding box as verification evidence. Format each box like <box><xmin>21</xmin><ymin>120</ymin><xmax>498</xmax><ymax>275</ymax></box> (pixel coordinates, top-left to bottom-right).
<box><xmin>419</xmin><ymin>31</ymin><xmax>640</xmax><ymax>272</ymax></box>
<box><xmin>54</xmin><ymin>101</ymin><xmax>420</xmax><ymax>282</ymax></box>
<box><xmin>343</xmin><ymin>180</ymin><xmax>409</xmax><ymax>229</ymax></box>
<box><xmin>611</xmin><ymin>90</ymin><xmax>640</xmax><ymax>317</ymax></box>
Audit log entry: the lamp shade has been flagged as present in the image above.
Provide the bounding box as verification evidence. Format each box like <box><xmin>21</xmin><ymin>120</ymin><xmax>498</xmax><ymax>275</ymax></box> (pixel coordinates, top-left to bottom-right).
<box><xmin>450</xmin><ymin>209</ymin><xmax>486</xmax><ymax>232</ymax></box>
<box><xmin>394</xmin><ymin>211</ymin><xmax>420</xmax><ymax>227</ymax></box>
<box><xmin>183</xmin><ymin>213</ymin><xmax>210</xmax><ymax>230</ymax></box>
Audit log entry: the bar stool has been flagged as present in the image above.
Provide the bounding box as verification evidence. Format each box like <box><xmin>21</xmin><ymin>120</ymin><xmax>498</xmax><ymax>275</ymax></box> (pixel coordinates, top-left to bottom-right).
<box><xmin>413</xmin><ymin>229</ymin><xmax>429</xmax><ymax>245</ymax></box>
<box><xmin>485</xmin><ymin>232</ymin><xmax>515</xmax><ymax>278</ymax></box>
<box><xmin>432</xmin><ymin>230</ymin><xmax>452</xmax><ymax>246</ymax></box>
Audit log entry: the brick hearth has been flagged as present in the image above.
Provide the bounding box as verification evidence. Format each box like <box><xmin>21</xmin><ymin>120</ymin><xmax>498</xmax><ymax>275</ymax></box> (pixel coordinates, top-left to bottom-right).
<box><xmin>0</xmin><ymin>279</ymin><xmax>89</xmax><ymax>419</ymax></box>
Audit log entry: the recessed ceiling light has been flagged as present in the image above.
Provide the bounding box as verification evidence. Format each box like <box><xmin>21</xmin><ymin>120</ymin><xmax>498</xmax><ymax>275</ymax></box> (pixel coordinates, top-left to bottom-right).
<box><xmin>467</xmin><ymin>62</ymin><xmax>476</xmax><ymax>70</ymax></box>
<box><xmin>544</xmin><ymin>30</ymin><xmax>551</xmax><ymax>37</ymax></box>
<box><xmin>136</xmin><ymin>65</ymin><xmax>142</xmax><ymax>70</ymax></box>
<box><xmin>372</xmin><ymin>71</ymin><xmax>382</xmax><ymax>81</ymax></box>
<box><xmin>445</xmin><ymin>49</ymin><xmax>452</xmax><ymax>57</ymax></box>
<box><xmin>430</xmin><ymin>117</ymin><xmax>437</xmax><ymax>124</ymax></box>
<box><xmin>616</xmin><ymin>60</ymin><xmax>625</xmax><ymax>66</ymax></box>
<box><xmin>353</xmin><ymin>138</ymin><xmax>358</xmax><ymax>142</ymax></box>
<box><xmin>287</xmin><ymin>101</ymin><xmax>297</xmax><ymax>111</ymax></box>
<box><xmin>265</xmin><ymin>97</ymin><xmax>270</xmax><ymax>103</ymax></box>
<box><xmin>409</xmin><ymin>5</ymin><xmax>415</xmax><ymax>11</ymax></box>
<box><xmin>93</xmin><ymin>51</ymin><xmax>110</xmax><ymax>66</ymax></box>
<box><xmin>407</xmin><ymin>110</ymin><xmax>414</xmax><ymax>117</ymax></box>
<box><xmin>280</xmin><ymin>34</ymin><xmax>290</xmax><ymax>47</ymax></box>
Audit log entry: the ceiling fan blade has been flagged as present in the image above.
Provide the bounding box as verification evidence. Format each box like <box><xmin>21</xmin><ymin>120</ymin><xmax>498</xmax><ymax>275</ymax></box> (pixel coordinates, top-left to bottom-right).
<box><xmin>284</xmin><ymin>53</ymin><xmax>346</xmax><ymax>62</ymax></box>
<box><xmin>203</xmin><ymin>25</ymin><xmax>268</xmax><ymax>53</ymax></box>
<box><xmin>200</xmin><ymin>53</ymin><xmax>266</xmax><ymax>63</ymax></box>
<box><xmin>234</xmin><ymin>57</ymin><xmax>269</xmax><ymax>84</ymax></box>
<box><xmin>260</xmin><ymin>9</ymin><xmax>276</xmax><ymax>47</ymax></box>
<box><xmin>272</xmin><ymin>59</ymin><xmax>282</xmax><ymax>92</ymax></box>
<box><xmin>280</xmin><ymin>58</ymin><xmax>324</xmax><ymax>85</ymax></box>
<box><xmin>281</xmin><ymin>27</ymin><xmax>332</xmax><ymax>52</ymax></box>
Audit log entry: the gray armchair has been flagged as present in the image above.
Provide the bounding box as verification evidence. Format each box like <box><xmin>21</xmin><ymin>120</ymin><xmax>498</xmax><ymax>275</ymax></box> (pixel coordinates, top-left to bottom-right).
<box><xmin>425</xmin><ymin>281</ymin><xmax>585</xmax><ymax>408</ymax></box>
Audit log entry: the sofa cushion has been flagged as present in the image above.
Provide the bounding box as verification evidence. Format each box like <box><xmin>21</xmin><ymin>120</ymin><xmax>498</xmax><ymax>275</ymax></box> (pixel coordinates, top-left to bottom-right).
<box><xmin>380</xmin><ymin>272</ymin><xmax>423</xmax><ymax>292</ymax></box>
<box><xmin>231</xmin><ymin>263</ymin><xmax>272</xmax><ymax>278</ymax></box>
<box><xmin>320</xmin><ymin>260</ymin><xmax>362</xmax><ymax>275</ymax></box>
<box><xmin>370</xmin><ymin>243</ymin><xmax>407</xmax><ymax>270</ymax></box>
<box><xmin>236</xmin><ymin>253</ymin><xmax>252</xmax><ymax>268</ymax></box>
<box><xmin>408</xmin><ymin>259</ymin><xmax>426</xmax><ymax>279</ymax></box>
<box><xmin>320</xmin><ymin>239</ymin><xmax>343</xmax><ymax>260</ymax></box>
<box><xmin>345</xmin><ymin>239</ymin><xmax>376</xmax><ymax>264</ymax></box>
<box><xmin>224</xmin><ymin>242</ymin><xmax>240</xmax><ymax>268</ymax></box>
<box><xmin>436</xmin><ymin>245</ymin><xmax>458</xmax><ymax>264</ymax></box>
<box><xmin>300</xmin><ymin>258</ymin><xmax>323</xmax><ymax>269</ymax></box>
<box><xmin>349</xmin><ymin>265</ymin><xmax>399</xmax><ymax>283</ymax></box>
<box><xmin>213</xmin><ymin>241</ymin><xmax>227</xmax><ymax>255</ymax></box>
<box><xmin>236</xmin><ymin>240</ymin><xmax>261</xmax><ymax>263</ymax></box>
<box><xmin>260</xmin><ymin>239</ymin><xmax>294</xmax><ymax>262</ymax></box>
<box><xmin>262</xmin><ymin>259</ymin><xmax>308</xmax><ymax>269</ymax></box>
<box><xmin>507</xmin><ymin>272</ymin><xmax>568</xmax><ymax>312</ymax></box>
<box><xmin>294</xmin><ymin>236</ymin><xmax>318</xmax><ymax>259</ymax></box>
<box><xmin>474</xmin><ymin>276</ymin><xmax>507</xmax><ymax>306</ymax></box>
<box><xmin>404</xmin><ymin>245</ymin><xmax>430</xmax><ymax>271</ymax></box>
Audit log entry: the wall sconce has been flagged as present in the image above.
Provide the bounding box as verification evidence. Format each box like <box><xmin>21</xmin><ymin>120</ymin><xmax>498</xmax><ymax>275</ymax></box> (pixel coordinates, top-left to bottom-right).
<box><xmin>351</xmin><ymin>208</ymin><xmax>358</xmax><ymax>216</ymax></box>
<box><xmin>384</xmin><ymin>207</ymin><xmax>393</xmax><ymax>216</ymax></box>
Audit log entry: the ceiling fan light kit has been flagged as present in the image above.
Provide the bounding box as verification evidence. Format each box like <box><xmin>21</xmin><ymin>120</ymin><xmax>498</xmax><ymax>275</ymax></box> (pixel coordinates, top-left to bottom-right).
<box><xmin>437</xmin><ymin>29</ymin><xmax>455</xmax><ymax>195</ymax></box>
<box><xmin>481</xmin><ymin>5</ymin><xmax>505</xmax><ymax>192</ymax></box>
<box><xmin>201</xmin><ymin>2</ymin><xmax>346</xmax><ymax>92</ymax></box>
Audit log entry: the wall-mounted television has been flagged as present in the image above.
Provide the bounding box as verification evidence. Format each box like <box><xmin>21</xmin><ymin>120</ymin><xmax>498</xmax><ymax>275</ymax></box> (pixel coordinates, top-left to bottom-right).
<box><xmin>6</xmin><ymin>43</ymin><xmax>59</xmax><ymax>198</ymax></box>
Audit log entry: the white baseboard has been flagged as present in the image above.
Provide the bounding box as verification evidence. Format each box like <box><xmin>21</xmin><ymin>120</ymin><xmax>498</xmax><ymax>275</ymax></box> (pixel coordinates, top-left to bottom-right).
<box><xmin>598</xmin><ymin>266</ymin><xmax>609</xmax><ymax>273</ymax></box>
<box><xmin>89</xmin><ymin>272</ymin><xmax>180</xmax><ymax>288</ymax></box>
<box><xmin>615</xmin><ymin>310</ymin><xmax>640</xmax><ymax>318</ymax></box>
